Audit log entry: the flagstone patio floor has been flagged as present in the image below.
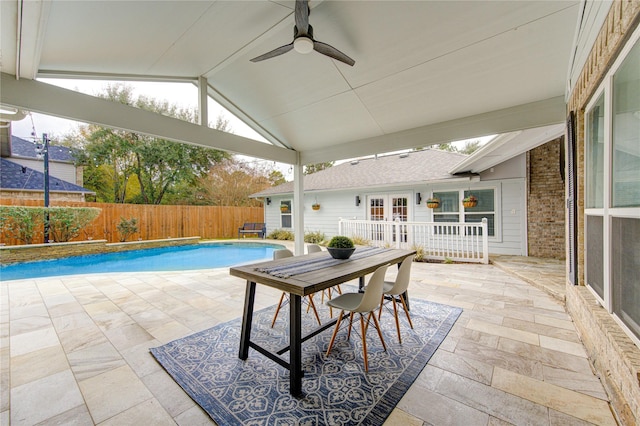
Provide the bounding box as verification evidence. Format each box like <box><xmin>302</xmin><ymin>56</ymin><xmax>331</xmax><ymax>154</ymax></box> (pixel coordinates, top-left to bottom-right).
<box><xmin>1</xmin><ymin>253</ymin><xmax>618</xmax><ymax>425</ymax></box>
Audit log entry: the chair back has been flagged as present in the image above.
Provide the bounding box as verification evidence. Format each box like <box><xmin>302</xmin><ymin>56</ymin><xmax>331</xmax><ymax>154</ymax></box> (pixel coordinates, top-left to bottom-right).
<box><xmin>273</xmin><ymin>249</ymin><xmax>294</xmax><ymax>260</ymax></box>
<box><xmin>307</xmin><ymin>244</ymin><xmax>322</xmax><ymax>253</ymax></box>
<box><xmin>355</xmin><ymin>264</ymin><xmax>389</xmax><ymax>313</ymax></box>
<box><xmin>387</xmin><ymin>255</ymin><xmax>415</xmax><ymax>296</ymax></box>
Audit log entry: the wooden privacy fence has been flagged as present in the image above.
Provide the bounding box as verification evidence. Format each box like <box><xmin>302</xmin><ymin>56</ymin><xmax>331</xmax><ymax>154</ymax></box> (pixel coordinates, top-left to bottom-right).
<box><xmin>0</xmin><ymin>199</ymin><xmax>264</xmax><ymax>245</ymax></box>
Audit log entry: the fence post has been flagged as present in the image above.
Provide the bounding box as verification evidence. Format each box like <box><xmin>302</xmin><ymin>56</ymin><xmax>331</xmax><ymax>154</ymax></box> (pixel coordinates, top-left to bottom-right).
<box><xmin>482</xmin><ymin>218</ymin><xmax>489</xmax><ymax>264</ymax></box>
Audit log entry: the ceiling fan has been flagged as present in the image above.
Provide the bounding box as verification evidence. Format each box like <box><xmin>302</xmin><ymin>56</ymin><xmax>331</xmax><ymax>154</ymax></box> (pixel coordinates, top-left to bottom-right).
<box><xmin>250</xmin><ymin>0</ymin><xmax>355</xmax><ymax>66</ymax></box>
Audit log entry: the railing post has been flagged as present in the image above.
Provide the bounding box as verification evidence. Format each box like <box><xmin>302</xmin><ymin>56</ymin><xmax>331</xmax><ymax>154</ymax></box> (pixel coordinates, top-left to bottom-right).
<box><xmin>338</xmin><ymin>218</ymin><xmax>343</xmax><ymax>236</ymax></box>
<box><xmin>394</xmin><ymin>218</ymin><xmax>401</xmax><ymax>249</ymax></box>
<box><xmin>482</xmin><ymin>218</ymin><xmax>489</xmax><ymax>264</ymax></box>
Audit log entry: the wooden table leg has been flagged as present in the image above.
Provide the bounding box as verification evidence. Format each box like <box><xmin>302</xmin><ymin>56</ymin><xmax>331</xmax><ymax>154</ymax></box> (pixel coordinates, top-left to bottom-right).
<box><xmin>239</xmin><ymin>280</ymin><xmax>256</xmax><ymax>360</ymax></box>
<box><xmin>290</xmin><ymin>294</ymin><xmax>303</xmax><ymax>397</ymax></box>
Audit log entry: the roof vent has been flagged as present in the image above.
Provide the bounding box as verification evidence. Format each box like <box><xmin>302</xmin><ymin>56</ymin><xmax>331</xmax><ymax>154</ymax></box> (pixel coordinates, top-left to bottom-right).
<box><xmin>399</xmin><ymin>152</ymin><xmax>409</xmax><ymax>158</ymax></box>
<box><xmin>350</xmin><ymin>160</ymin><xmax>359</xmax><ymax>165</ymax></box>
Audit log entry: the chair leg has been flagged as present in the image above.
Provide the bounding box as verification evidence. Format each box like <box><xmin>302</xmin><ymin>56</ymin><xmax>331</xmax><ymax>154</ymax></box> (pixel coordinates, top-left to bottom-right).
<box><xmin>326</xmin><ymin>310</ymin><xmax>344</xmax><ymax>357</ymax></box>
<box><xmin>371</xmin><ymin>311</ymin><xmax>387</xmax><ymax>351</ymax></box>
<box><xmin>378</xmin><ymin>295</ymin><xmax>385</xmax><ymax>320</ymax></box>
<box><xmin>347</xmin><ymin>312</ymin><xmax>354</xmax><ymax>340</ymax></box>
<box><xmin>360</xmin><ymin>313</ymin><xmax>369</xmax><ymax>372</ymax></box>
<box><xmin>271</xmin><ymin>292</ymin><xmax>287</xmax><ymax>328</ymax></box>
<box><xmin>392</xmin><ymin>297</ymin><xmax>402</xmax><ymax>343</ymax></box>
<box><xmin>399</xmin><ymin>294</ymin><xmax>414</xmax><ymax>329</ymax></box>
<box><xmin>307</xmin><ymin>294</ymin><xmax>322</xmax><ymax>326</ymax></box>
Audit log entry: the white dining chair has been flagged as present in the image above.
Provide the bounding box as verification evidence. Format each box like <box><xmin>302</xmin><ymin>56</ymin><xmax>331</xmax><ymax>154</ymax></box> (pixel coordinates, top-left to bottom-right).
<box><xmin>325</xmin><ymin>264</ymin><xmax>389</xmax><ymax>372</ymax></box>
<box><xmin>378</xmin><ymin>255</ymin><xmax>415</xmax><ymax>343</ymax></box>
<box><xmin>306</xmin><ymin>243</ymin><xmax>342</xmax><ymax>316</ymax></box>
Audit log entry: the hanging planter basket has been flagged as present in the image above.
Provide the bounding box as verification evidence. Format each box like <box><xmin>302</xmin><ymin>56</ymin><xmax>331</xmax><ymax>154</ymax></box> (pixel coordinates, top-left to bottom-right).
<box><xmin>280</xmin><ymin>205</ymin><xmax>290</xmax><ymax>213</ymax></box>
<box><xmin>426</xmin><ymin>198</ymin><xmax>440</xmax><ymax>208</ymax></box>
<box><xmin>462</xmin><ymin>195</ymin><xmax>478</xmax><ymax>208</ymax></box>
<box><xmin>311</xmin><ymin>204</ymin><xmax>320</xmax><ymax>211</ymax></box>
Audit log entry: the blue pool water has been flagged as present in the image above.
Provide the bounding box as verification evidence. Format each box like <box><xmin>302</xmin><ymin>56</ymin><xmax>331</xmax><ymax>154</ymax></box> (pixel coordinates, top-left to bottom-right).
<box><xmin>0</xmin><ymin>242</ymin><xmax>285</xmax><ymax>281</ymax></box>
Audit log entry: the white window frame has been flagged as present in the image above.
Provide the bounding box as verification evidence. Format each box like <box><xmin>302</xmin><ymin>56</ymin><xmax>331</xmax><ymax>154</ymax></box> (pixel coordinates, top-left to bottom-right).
<box><xmin>583</xmin><ymin>25</ymin><xmax>640</xmax><ymax>347</ymax></box>
<box><xmin>431</xmin><ymin>186</ymin><xmax>501</xmax><ymax>242</ymax></box>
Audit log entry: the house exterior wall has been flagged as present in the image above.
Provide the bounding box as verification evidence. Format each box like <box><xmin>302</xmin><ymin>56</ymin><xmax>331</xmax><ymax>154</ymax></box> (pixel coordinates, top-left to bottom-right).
<box><xmin>265</xmin><ymin>175</ymin><xmax>527</xmax><ymax>255</ymax></box>
<box><xmin>7</xmin><ymin>158</ymin><xmax>78</xmax><ymax>185</ymax></box>
<box><xmin>526</xmin><ymin>138</ymin><xmax>566</xmax><ymax>259</ymax></box>
<box><xmin>565</xmin><ymin>2</ymin><xmax>640</xmax><ymax>424</ymax></box>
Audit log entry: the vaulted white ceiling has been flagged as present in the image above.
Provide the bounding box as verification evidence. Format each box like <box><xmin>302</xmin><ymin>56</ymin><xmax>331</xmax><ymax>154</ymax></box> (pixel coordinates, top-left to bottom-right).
<box><xmin>0</xmin><ymin>0</ymin><xmax>579</xmax><ymax>165</ymax></box>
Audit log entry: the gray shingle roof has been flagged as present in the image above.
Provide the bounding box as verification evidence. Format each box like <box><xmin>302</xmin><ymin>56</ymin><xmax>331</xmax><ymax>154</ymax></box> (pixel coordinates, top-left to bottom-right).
<box><xmin>0</xmin><ymin>158</ymin><xmax>93</xmax><ymax>193</ymax></box>
<box><xmin>253</xmin><ymin>149</ymin><xmax>470</xmax><ymax>197</ymax></box>
<box><xmin>10</xmin><ymin>136</ymin><xmax>75</xmax><ymax>162</ymax></box>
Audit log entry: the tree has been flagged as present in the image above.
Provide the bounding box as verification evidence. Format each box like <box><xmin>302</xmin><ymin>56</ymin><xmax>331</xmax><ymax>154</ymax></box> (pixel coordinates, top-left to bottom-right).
<box><xmin>304</xmin><ymin>161</ymin><xmax>334</xmax><ymax>175</ymax></box>
<box><xmin>192</xmin><ymin>158</ymin><xmax>274</xmax><ymax>206</ymax></box>
<box><xmin>69</xmin><ymin>84</ymin><xmax>231</xmax><ymax>204</ymax></box>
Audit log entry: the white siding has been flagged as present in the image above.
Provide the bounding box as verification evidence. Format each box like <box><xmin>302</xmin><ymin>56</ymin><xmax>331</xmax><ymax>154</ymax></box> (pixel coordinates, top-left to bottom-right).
<box><xmin>264</xmin><ymin>177</ymin><xmax>527</xmax><ymax>255</ymax></box>
<box><xmin>8</xmin><ymin>158</ymin><xmax>78</xmax><ymax>185</ymax></box>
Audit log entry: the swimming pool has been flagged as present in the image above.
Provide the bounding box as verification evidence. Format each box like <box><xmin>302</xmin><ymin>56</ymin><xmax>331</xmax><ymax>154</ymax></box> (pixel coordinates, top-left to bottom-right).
<box><xmin>0</xmin><ymin>242</ymin><xmax>285</xmax><ymax>281</ymax></box>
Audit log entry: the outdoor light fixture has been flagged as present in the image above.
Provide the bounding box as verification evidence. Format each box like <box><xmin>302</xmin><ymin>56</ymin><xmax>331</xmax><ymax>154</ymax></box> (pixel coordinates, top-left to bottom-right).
<box><xmin>293</xmin><ymin>37</ymin><xmax>314</xmax><ymax>54</ymax></box>
<box><xmin>416</xmin><ymin>193</ymin><xmax>422</xmax><ymax>205</ymax></box>
<box><xmin>355</xmin><ymin>195</ymin><xmax>361</xmax><ymax>206</ymax></box>
<box><xmin>266</xmin><ymin>197</ymin><xmax>271</xmax><ymax>205</ymax></box>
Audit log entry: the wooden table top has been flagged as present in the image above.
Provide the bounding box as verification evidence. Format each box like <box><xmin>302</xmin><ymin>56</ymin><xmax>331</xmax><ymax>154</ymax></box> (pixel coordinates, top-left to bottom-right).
<box><xmin>230</xmin><ymin>248</ymin><xmax>416</xmax><ymax>297</ymax></box>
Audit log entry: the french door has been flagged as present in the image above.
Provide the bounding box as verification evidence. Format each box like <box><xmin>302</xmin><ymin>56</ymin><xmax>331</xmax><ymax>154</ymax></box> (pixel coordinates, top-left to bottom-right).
<box><xmin>367</xmin><ymin>194</ymin><xmax>410</xmax><ymax>244</ymax></box>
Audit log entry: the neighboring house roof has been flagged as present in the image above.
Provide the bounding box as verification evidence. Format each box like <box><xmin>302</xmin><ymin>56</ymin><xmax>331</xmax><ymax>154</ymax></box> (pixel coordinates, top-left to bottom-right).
<box><xmin>0</xmin><ymin>158</ymin><xmax>93</xmax><ymax>193</ymax></box>
<box><xmin>449</xmin><ymin>123</ymin><xmax>565</xmax><ymax>174</ymax></box>
<box><xmin>252</xmin><ymin>149</ymin><xmax>471</xmax><ymax>197</ymax></box>
<box><xmin>9</xmin><ymin>136</ymin><xmax>76</xmax><ymax>163</ymax></box>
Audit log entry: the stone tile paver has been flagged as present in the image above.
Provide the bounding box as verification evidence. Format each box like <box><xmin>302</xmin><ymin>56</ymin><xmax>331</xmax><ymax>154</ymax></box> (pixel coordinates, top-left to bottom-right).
<box><xmin>1</xmin><ymin>255</ymin><xmax>618</xmax><ymax>425</ymax></box>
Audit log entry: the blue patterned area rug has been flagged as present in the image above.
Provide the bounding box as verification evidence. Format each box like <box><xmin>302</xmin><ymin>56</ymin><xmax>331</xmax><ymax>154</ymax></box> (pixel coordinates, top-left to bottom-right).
<box><xmin>150</xmin><ymin>296</ymin><xmax>462</xmax><ymax>426</ymax></box>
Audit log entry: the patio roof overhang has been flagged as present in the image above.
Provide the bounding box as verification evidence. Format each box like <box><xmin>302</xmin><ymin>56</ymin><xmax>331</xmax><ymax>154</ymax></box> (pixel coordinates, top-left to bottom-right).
<box><xmin>0</xmin><ymin>0</ymin><xmax>582</xmax><ymax>253</ymax></box>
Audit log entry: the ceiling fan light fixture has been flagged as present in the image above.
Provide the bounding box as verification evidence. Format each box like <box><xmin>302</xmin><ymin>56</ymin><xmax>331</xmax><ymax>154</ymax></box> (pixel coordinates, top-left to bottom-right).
<box><xmin>294</xmin><ymin>37</ymin><xmax>314</xmax><ymax>54</ymax></box>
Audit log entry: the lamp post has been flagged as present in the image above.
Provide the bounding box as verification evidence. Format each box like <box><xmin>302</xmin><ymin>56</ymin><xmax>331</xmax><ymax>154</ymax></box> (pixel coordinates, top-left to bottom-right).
<box><xmin>36</xmin><ymin>134</ymin><xmax>50</xmax><ymax>243</ymax></box>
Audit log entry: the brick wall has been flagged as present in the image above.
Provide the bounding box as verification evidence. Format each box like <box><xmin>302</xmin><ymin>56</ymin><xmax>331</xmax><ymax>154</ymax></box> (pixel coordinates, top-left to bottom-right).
<box><xmin>526</xmin><ymin>138</ymin><xmax>566</xmax><ymax>259</ymax></box>
<box><xmin>565</xmin><ymin>2</ymin><xmax>640</xmax><ymax>425</ymax></box>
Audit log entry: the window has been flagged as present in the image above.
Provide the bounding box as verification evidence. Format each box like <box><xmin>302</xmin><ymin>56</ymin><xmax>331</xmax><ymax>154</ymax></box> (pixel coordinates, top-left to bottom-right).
<box><xmin>586</xmin><ymin>94</ymin><xmax>605</xmax><ymax>209</ymax></box>
<box><xmin>432</xmin><ymin>189</ymin><xmax>495</xmax><ymax>236</ymax></box>
<box><xmin>280</xmin><ymin>200</ymin><xmax>292</xmax><ymax>228</ymax></box>
<box><xmin>584</xmin><ymin>30</ymin><xmax>640</xmax><ymax>344</ymax></box>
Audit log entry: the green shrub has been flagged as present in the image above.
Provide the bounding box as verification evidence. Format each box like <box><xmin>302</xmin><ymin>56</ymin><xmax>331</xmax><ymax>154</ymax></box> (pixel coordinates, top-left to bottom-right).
<box><xmin>267</xmin><ymin>229</ymin><xmax>294</xmax><ymax>240</ymax></box>
<box><xmin>327</xmin><ymin>236</ymin><xmax>354</xmax><ymax>248</ymax></box>
<box><xmin>304</xmin><ymin>230</ymin><xmax>325</xmax><ymax>244</ymax></box>
<box><xmin>0</xmin><ymin>206</ymin><xmax>44</xmax><ymax>244</ymax></box>
<box><xmin>48</xmin><ymin>207</ymin><xmax>101</xmax><ymax>242</ymax></box>
<box><xmin>116</xmin><ymin>217</ymin><xmax>138</xmax><ymax>242</ymax></box>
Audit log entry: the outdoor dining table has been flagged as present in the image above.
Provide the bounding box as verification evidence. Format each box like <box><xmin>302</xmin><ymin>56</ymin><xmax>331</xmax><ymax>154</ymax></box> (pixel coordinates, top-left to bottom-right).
<box><xmin>229</xmin><ymin>247</ymin><xmax>416</xmax><ymax>397</ymax></box>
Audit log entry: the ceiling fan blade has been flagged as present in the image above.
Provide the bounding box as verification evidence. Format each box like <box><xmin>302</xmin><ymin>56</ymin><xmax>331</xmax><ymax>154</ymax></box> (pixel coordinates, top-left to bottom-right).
<box><xmin>294</xmin><ymin>0</ymin><xmax>310</xmax><ymax>35</ymax></box>
<box><xmin>250</xmin><ymin>43</ymin><xmax>294</xmax><ymax>62</ymax></box>
<box><xmin>313</xmin><ymin>41</ymin><xmax>355</xmax><ymax>66</ymax></box>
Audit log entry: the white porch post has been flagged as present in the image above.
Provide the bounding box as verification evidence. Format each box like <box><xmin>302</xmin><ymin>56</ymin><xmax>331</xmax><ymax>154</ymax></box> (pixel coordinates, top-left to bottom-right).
<box><xmin>198</xmin><ymin>76</ymin><xmax>208</xmax><ymax>126</ymax></box>
<box><xmin>293</xmin><ymin>160</ymin><xmax>305</xmax><ymax>256</ymax></box>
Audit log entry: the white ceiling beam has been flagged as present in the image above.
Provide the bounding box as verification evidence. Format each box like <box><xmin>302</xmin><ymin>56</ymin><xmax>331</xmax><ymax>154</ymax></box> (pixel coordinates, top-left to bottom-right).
<box><xmin>0</xmin><ymin>73</ymin><xmax>297</xmax><ymax>164</ymax></box>
<box><xmin>16</xmin><ymin>0</ymin><xmax>51</xmax><ymax>79</ymax></box>
<box><xmin>299</xmin><ymin>96</ymin><xmax>567</xmax><ymax>164</ymax></box>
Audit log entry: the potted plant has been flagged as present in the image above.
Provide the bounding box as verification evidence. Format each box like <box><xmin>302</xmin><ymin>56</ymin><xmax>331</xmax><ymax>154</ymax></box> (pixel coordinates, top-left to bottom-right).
<box><xmin>327</xmin><ymin>236</ymin><xmax>356</xmax><ymax>259</ymax></box>
<box><xmin>312</xmin><ymin>203</ymin><xmax>320</xmax><ymax>211</ymax></box>
<box><xmin>426</xmin><ymin>197</ymin><xmax>440</xmax><ymax>208</ymax></box>
<box><xmin>280</xmin><ymin>203</ymin><xmax>290</xmax><ymax>213</ymax></box>
<box><xmin>462</xmin><ymin>194</ymin><xmax>478</xmax><ymax>208</ymax></box>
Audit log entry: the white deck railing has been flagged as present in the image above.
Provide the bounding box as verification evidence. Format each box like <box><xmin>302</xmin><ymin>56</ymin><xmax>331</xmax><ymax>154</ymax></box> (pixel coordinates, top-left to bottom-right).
<box><xmin>338</xmin><ymin>218</ymin><xmax>489</xmax><ymax>264</ymax></box>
